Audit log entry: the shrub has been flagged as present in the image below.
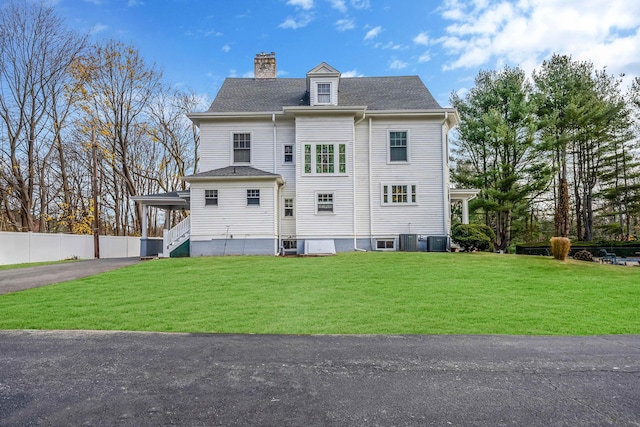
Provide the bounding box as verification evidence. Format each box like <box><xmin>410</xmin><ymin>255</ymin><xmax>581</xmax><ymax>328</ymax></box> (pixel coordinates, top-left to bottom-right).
<box><xmin>550</xmin><ymin>237</ymin><xmax>571</xmax><ymax>261</ymax></box>
<box><xmin>452</xmin><ymin>223</ymin><xmax>495</xmax><ymax>252</ymax></box>
<box><xmin>573</xmin><ymin>249</ymin><xmax>594</xmax><ymax>262</ymax></box>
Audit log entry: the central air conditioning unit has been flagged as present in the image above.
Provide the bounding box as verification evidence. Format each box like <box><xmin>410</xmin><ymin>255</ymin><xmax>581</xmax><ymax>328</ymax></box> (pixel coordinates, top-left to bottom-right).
<box><xmin>427</xmin><ymin>235</ymin><xmax>448</xmax><ymax>252</ymax></box>
<box><xmin>399</xmin><ymin>234</ymin><xmax>418</xmax><ymax>252</ymax></box>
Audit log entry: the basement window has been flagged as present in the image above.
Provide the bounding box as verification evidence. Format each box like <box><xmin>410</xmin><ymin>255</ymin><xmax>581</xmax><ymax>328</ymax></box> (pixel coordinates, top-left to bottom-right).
<box><xmin>376</xmin><ymin>239</ymin><xmax>396</xmax><ymax>251</ymax></box>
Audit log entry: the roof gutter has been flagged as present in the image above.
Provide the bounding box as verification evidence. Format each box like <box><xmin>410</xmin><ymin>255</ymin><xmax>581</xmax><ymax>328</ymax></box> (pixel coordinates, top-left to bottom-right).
<box><xmin>187</xmin><ymin>111</ymin><xmax>285</xmax><ymax>125</ymax></box>
<box><xmin>183</xmin><ymin>175</ymin><xmax>285</xmax><ymax>186</ymax></box>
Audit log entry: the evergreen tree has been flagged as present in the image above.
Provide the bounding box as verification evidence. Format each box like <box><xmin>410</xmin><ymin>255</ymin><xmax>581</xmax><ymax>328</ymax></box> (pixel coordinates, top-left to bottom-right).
<box><xmin>451</xmin><ymin>66</ymin><xmax>550</xmax><ymax>250</ymax></box>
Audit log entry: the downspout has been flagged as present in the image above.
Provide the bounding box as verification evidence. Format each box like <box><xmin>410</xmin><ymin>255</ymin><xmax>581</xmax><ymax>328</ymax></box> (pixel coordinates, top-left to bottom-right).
<box><xmin>368</xmin><ymin>117</ymin><xmax>373</xmax><ymax>250</ymax></box>
<box><xmin>273</xmin><ymin>113</ymin><xmax>279</xmax><ymax>255</ymax></box>
<box><xmin>441</xmin><ymin>111</ymin><xmax>450</xmax><ymax>244</ymax></box>
<box><xmin>353</xmin><ymin>112</ymin><xmax>367</xmax><ymax>251</ymax></box>
<box><xmin>272</xmin><ymin>113</ymin><xmax>277</xmax><ymax>174</ymax></box>
<box><xmin>276</xmin><ymin>182</ymin><xmax>282</xmax><ymax>256</ymax></box>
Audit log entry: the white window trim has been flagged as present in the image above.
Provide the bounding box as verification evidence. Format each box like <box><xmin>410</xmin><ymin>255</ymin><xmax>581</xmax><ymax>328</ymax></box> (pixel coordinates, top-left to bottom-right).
<box><xmin>315</xmin><ymin>191</ymin><xmax>335</xmax><ymax>215</ymax></box>
<box><xmin>387</xmin><ymin>130</ymin><xmax>410</xmax><ymax>164</ymax></box>
<box><xmin>380</xmin><ymin>183</ymin><xmax>418</xmax><ymax>206</ymax></box>
<box><xmin>231</xmin><ymin>131</ymin><xmax>252</xmax><ymax>165</ymax></box>
<box><xmin>204</xmin><ymin>189</ymin><xmax>218</xmax><ymax>207</ymax></box>
<box><xmin>283</xmin><ymin>197</ymin><xmax>294</xmax><ymax>219</ymax></box>
<box><xmin>376</xmin><ymin>239</ymin><xmax>396</xmax><ymax>251</ymax></box>
<box><xmin>281</xmin><ymin>239</ymin><xmax>297</xmax><ymax>251</ymax></box>
<box><xmin>247</xmin><ymin>189</ymin><xmax>260</xmax><ymax>206</ymax></box>
<box><xmin>316</xmin><ymin>82</ymin><xmax>332</xmax><ymax>105</ymax></box>
<box><xmin>302</xmin><ymin>142</ymin><xmax>348</xmax><ymax>176</ymax></box>
<box><xmin>283</xmin><ymin>143</ymin><xmax>294</xmax><ymax>165</ymax></box>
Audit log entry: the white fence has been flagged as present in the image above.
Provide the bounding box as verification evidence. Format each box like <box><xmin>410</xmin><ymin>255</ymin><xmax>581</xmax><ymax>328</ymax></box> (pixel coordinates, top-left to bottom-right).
<box><xmin>0</xmin><ymin>231</ymin><xmax>140</xmax><ymax>265</ymax></box>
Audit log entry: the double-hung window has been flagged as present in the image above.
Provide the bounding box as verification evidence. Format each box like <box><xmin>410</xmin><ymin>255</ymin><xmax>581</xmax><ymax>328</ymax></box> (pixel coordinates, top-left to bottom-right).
<box><xmin>284</xmin><ymin>198</ymin><xmax>294</xmax><ymax>217</ymax></box>
<box><xmin>317</xmin><ymin>83</ymin><xmax>331</xmax><ymax>104</ymax></box>
<box><xmin>304</xmin><ymin>143</ymin><xmax>347</xmax><ymax>175</ymax></box>
<box><xmin>247</xmin><ymin>189</ymin><xmax>260</xmax><ymax>206</ymax></box>
<box><xmin>233</xmin><ymin>133</ymin><xmax>251</xmax><ymax>163</ymax></box>
<box><xmin>205</xmin><ymin>190</ymin><xmax>218</xmax><ymax>206</ymax></box>
<box><xmin>316</xmin><ymin>193</ymin><xmax>334</xmax><ymax>213</ymax></box>
<box><xmin>382</xmin><ymin>184</ymin><xmax>417</xmax><ymax>205</ymax></box>
<box><xmin>283</xmin><ymin>144</ymin><xmax>294</xmax><ymax>164</ymax></box>
<box><xmin>389</xmin><ymin>131</ymin><xmax>408</xmax><ymax>162</ymax></box>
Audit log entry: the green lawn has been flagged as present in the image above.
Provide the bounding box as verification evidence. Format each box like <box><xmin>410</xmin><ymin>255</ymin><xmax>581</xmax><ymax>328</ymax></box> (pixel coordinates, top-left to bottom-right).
<box><xmin>0</xmin><ymin>252</ymin><xmax>638</xmax><ymax>335</ymax></box>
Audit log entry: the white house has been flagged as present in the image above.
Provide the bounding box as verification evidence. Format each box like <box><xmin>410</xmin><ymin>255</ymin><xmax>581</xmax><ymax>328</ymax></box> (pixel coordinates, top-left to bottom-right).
<box><xmin>134</xmin><ymin>53</ymin><xmax>477</xmax><ymax>257</ymax></box>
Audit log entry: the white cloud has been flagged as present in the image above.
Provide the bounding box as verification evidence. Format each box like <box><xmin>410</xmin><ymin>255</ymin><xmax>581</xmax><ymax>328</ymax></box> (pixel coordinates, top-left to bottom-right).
<box><xmin>279</xmin><ymin>13</ymin><xmax>314</xmax><ymax>29</ymax></box>
<box><xmin>389</xmin><ymin>59</ymin><xmax>408</xmax><ymax>70</ymax></box>
<box><xmin>413</xmin><ymin>32</ymin><xmax>429</xmax><ymax>46</ymax></box>
<box><xmin>350</xmin><ymin>0</ymin><xmax>370</xmax><ymax>9</ymax></box>
<box><xmin>342</xmin><ymin>69</ymin><xmax>364</xmax><ymax>77</ymax></box>
<box><xmin>90</xmin><ymin>23</ymin><xmax>108</xmax><ymax>35</ymax></box>
<box><xmin>418</xmin><ymin>51</ymin><xmax>431</xmax><ymax>63</ymax></box>
<box><xmin>287</xmin><ymin>0</ymin><xmax>314</xmax><ymax>10</ymax></box>
<box><xmin>127</xmin><ymin>0</ymin><xmax>143</xmax><ymax>6</ymax></box>
<box><xmin>336</xmin><ymin>19</ymin><xmax>355</xmax><ymax>31</ymax></box>
<box><xmin>364</xmin><ymin>26</ymin><xmax>382</xmax><ymax>41</ymax></box>
<box><xmin>436</xmin><ymin>0</ymin><xmax>640</xmax><ymax>80</ymax></box>
<box><xmin>222</xmin><ymin>44</ymin><xmax>231</xmax><ymax>53</ymax></box>
<box><xmin>381</xmin><ymin>41</ymin><xmax>404</xmax><ymax>50</ymax></box>
<box><xmin>328</xmin><ymin>0</ymin><xmax>347</xmax><ymax>13</ymax></box>
<box><xmin>242</xmin><ymin>71</ymin><xmax>254</xmax><ymax>78</ymax></box>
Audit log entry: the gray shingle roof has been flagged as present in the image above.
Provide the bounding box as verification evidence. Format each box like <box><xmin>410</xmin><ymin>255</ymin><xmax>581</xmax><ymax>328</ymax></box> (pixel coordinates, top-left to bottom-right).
<box><xmin>207</xmin><ymin>76</ymin><xmax>442</xmax><ymax>112</ymax></box>
<box><xmin>184</xmin><ymin>166</ymin><xmax>281</xmax><ymax>179</ymax></box>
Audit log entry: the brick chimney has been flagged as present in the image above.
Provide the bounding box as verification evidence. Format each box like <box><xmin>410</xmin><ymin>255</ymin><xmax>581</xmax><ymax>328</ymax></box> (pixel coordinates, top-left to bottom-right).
<box><xmin>254</xmin><ymin>52</ymin><xmax>276</xmax><ymax>79</ymax></box>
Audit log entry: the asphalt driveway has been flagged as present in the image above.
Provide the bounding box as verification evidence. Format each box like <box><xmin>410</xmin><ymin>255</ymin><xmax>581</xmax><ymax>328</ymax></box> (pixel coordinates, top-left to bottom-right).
<box><xmin>1</xmin><ymin>331</ymin><xmax>639</xmax><ymax>426</ymax></box>
<box><xmin>0</xmin><ymin>258</ymin><xmax>141</xmax><ymax>295</ymax></box>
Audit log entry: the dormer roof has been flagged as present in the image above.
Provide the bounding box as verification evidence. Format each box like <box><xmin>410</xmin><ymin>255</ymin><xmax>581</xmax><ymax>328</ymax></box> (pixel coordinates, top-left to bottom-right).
<box><xmin>306</xmin><ymin>62</ymin><xmax>341</xmax><ymax>78</ymax></box>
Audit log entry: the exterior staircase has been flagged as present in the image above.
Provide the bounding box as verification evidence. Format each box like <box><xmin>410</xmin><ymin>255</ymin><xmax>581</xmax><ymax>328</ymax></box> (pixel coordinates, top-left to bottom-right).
<box><xmin>163</xmin><ymin>216</ymin><xmax>190</xmax><ymax>258</ymax></box>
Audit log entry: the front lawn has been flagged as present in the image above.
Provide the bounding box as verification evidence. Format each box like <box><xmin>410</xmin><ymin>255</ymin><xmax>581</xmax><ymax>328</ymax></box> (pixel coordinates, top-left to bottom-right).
<box><xmin>0</xmin><ymin>252</ymin><xmax>637</xmax><ymax>335</ymax></box>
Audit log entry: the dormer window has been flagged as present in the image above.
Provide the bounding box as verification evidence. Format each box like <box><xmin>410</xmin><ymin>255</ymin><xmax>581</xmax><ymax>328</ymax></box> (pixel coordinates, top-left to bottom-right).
<box><xmin>307</xmin><ymin>62</ymin><xmax>340</xmax><ymax>106</ymax></box>
<box><xmin>317</xmin><ymin>83</ymin><xmax>331</xmax><ymax>104</ymax></box>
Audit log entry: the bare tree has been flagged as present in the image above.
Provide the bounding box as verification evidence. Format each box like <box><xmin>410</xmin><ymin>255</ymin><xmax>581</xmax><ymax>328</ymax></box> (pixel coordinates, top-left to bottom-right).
<box><xmin>0</xmin><ymin>0</ymin><xmax>86</xmax><ymax>231</ymax></box>
<box><xmin>73</xmin><ymin>39</ymin><xmax>162</xmax><ymax>235</ymax></box>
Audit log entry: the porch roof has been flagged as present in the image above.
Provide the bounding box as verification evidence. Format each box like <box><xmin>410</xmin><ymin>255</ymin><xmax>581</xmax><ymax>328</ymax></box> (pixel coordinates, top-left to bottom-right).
<box><xmin>183</xmin><ymin>166</ymin><xmax>284</xmax><ymax>185</ymax></box>
<box><xmin>132</xmin><ymin>190</ymin><xmax>190</xmax><ymax>210</ymax></box>
<box><xmin>450</xmin><ymin>188</ymin><xmax>480</xmax><ymax>202</ymax></box>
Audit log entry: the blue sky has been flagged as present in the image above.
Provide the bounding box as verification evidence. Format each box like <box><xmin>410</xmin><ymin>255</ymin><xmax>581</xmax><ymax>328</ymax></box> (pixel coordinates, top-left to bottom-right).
<box><xmin>54</xmin><ymin>0</ymin><xmax>640</xmax><ymax>108</ymax></box>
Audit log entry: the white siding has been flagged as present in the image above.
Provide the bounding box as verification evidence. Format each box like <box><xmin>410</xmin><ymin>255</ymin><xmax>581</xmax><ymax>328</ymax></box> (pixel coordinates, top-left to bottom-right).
<box><xmin>276</xmin><ymin>122</ymin><xmax>297</xmax><ymax>237</ymax></box>
<box><xmin>294</xmin><ymin>115</ymin><xmax>354</xmax><ymax>238</ymax></box>
<box><xmin>309</xmin><ymin>77</ymin><xmax>339</xmax><ymax>106</ymax></box>
<box><xmin>192</xmin><ymin>112</ymin><xmax>449</xmax><ymax>245</ymax></box>
<box><xmin>354</xmin><ymin>120</ymin><xmax>371</xmax><ymax>237</ymax></box>
<box><xmin>199</xmin><ymin>119</ymin><xmax>276</xmax><ymax>173</ymax></box>
<box><xmin>190</xmin><ymin>181</ymin><xmax>279</xmax><ymax>241</ymax></box>
<box><xmin>368</xmin><ymin>118</ymin><xmax>446</xmax><ymax>236</ymax></box>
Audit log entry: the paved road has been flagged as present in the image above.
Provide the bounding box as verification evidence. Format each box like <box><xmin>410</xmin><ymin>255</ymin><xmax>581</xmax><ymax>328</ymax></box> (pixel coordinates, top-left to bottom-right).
<box><xmin>0</xmin><ymin>258</ymin><xmax>141</xmax><ymax>295</ymax></box>
<box><xmin>1</xmin><ymin>331</ymin><xmax>639</xmax><ymax>426</ymax></box>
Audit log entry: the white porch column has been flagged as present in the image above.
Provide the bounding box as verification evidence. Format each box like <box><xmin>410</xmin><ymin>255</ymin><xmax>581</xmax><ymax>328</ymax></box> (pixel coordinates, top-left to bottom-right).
<box><xmin>164</xmin><ymin>209</ymin><xmax>171</xmax><ymax>230</ymax></box>
<box><xmin>462</xmin><ymin>199</ymin><xmax>469</xmax><ymax>224</ymax></box>
<box><xmin>141</xmin><ymin>204</ymin><xmax>148</xmax><ymax>239</ymax></box>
